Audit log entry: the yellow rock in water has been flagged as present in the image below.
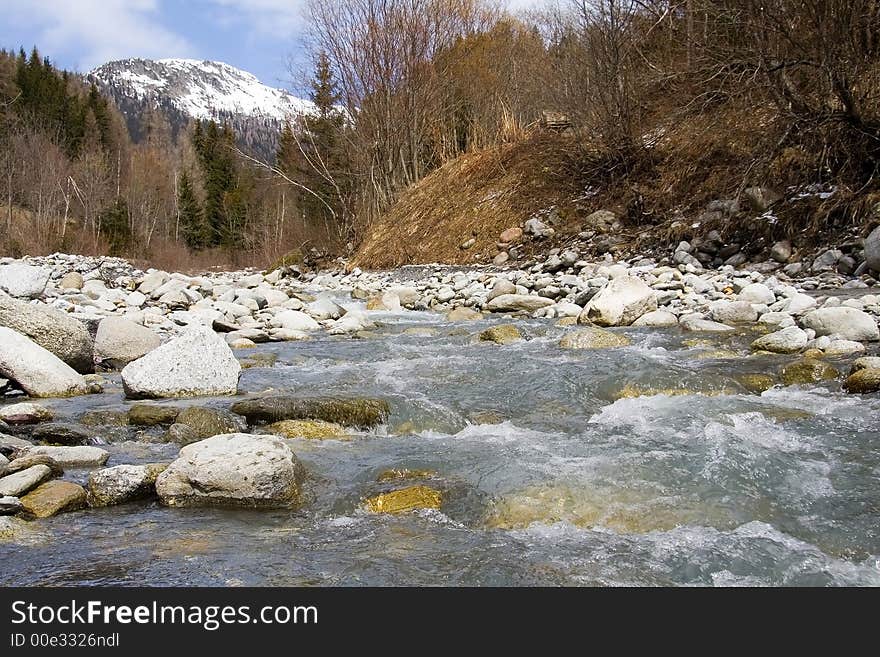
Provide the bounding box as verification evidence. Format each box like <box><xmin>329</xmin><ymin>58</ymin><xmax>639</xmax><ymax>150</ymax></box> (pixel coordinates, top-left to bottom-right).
<box><xmin>267</xmin><ymin>419</ymin><xmax>348</xmax><ymax>440</ymax></box>
<box><xmin>694</xmin><ymin>349</ymin><xmax>740</xmax><ymax>360</ymax></box>
<box><xmin>364</xmin><ymin>486</ymin><xmax>442</xmax><ymax>514</ymax></box>
<box><xmin>376</xmin><ymin>468</ymin><xmax>437</xmax><ymax>482</ymax></box>
<box><xmin>736</xmin><ymin>373</ymin><xmax>777</xmax><ymax>394</ymax></box>
<box><xmin>479</xmin><ymin>324</ymin><xmax>522</xmax><ymax>345</ymax></box>
<box><xmin>555</xmin><ymin>316</ymin><xmax>578</xmax><ymax>327</ymax></box>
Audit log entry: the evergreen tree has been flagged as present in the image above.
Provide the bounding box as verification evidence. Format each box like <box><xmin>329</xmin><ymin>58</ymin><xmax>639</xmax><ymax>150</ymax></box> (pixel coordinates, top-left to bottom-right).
<box><xmin>177</xmin><ymin>171</ymin><xmax>207</xmax><ymax>249</ymax></box>
<box><xmin>98</xmin><ymin>198</ymin><xmax>131</xmax><ymax>255</ymax></box>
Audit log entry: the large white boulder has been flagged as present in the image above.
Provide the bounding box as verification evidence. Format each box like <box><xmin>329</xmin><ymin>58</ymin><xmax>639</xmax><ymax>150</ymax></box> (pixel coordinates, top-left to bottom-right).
<box><xmin>0</xmin><ymin>327</ymin><xmax>89</xmax><ymax>397</ymax></box>
<box><xmin>0</xmin><ymin>292</ymin><xmax>94</xmax><ymax>373</ymax></box>
<box><xmin>121</xmin><ymin>324</ymin><xmax>241</xmax><ymax>399</ymax></box>
<box><xmin>95</xmin><ymin>317</ymin><xmax>161</xmax><ymax>367</ymax></box>
<box><xmin>0</xmin><ymin>263</ymin><xmax>50</xmax><ymax>298</ymax></box>
<box><xmin>579</xmin><ymin>277</ymin><xmax>657</xmax><ymax>326</ymax></box>
<box><xmin>271</xmin><ymin>310</ymin><xmax>320</xmax><ymax>332</ymax></box>
<box><xmin>738</xmin><ymin>283</ymin><xmax>776</xmax><ymax>305</ymax></box>
<box><xmin>801</xmin><ymin>307</ymin><xmax>879</xmax><ymax>342</ymax></box>
<box><xmin>751</xmin><ymin>326</ymin><xmax>808</xmax><ymax>354</ymax></box>
<box><xmin>155</xmin><ymin>433</ymin><xmax>305</xmax><ymax>508</ymax></box>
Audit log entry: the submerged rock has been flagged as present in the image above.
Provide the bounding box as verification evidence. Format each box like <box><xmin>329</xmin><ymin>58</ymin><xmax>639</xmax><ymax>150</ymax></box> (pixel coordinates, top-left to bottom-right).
<box><xmin>376</xmin><ymin>468</ymin><xmax>437</xmax><ymax>482</ymax></box>
<box><xmin>479</xmin><ymin>324</ymin><xmax>522</xmax><ymax>345</ymax></box>
<box><xmin>364</xmin><ymin>485</ymin><xmax>442</xmax><ymax>514</ymax></box>
<box><xmin>559</xmin><ymin>327</ymin><xmax>630</xmax><ymax>349</ymax></box>
<box><xmin>231</xmin><ymin>395</ymin><xmax>390</xmax><ymax>428</ymax></box>
<box><xmin>0</xmin><ymin>293</ymin><xmax>94</xmax><ymax>373</ymax></box>
<box><xmin>155</xmin><ymin>434</ymin><xmax>305</xmax><ymax>509</ymax></box>
<box><xmin>18</xmin><ymin>480</ymin><xmax>87</xmax><ymax>518</ymax></box>
<box><xmin>0</xmin><ymin>327</ymin><xmax>89</xmax><ymax>398</ymax></box>
<box><xmin>170</xmin><ymin>406</ymin><xmax>243</xmax><ymax>441</ymax></box>
<box><xmin>735</xmin><ymin>373</ymin><xmax>778</xmax><ymax>394</ymax></box>
<box><xmin>266</xmin><ymin>419</ymin><xmax>348</xmax><ymax>440</ymax></box>
<box><xmin>128</xmin><ymin>404</ymin><xmax>180</xmax><ymax>426</ymax></box>
<box><xmin>88</xmin><ymin>464</ymin><xmax>167</xmax><ymax>507</ymax></box>
<box><xmin>121</xmin><ymin>324</ymin><xmax>241</xmax><ymax>399</ymax></box>
<box><xmin>780</xmin><ymin>358</ymin><xmax>840</xmax><ymax>386</ymax></box>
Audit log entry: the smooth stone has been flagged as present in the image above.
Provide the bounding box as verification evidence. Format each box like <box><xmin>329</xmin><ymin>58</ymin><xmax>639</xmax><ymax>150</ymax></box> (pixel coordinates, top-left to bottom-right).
<box><xmin>709</xmin><ymin>300</ymin><xmax>758</xmax><ymax>324</ymax></box>
<box><xmin>851</xmin><ymin>356</ymin><xmax>880</xmax><ymax>373</ymax></box>
<box><xmin>0</xmin><ymin>464</ymin><xmax>52</xmax><ymax>497</ymax></box>
<box><xmin>446</xmin><ymin>307</ymin><xmax>482</xmax><ymax>321</ymax></box>
<box><xmin>823</xmin><ymin>340</ymin><xmax>866</xmax><ymax>357</ymax></box>
<box><xmin>680</xmin><ymin>315</ymin><xmax>735</xmax><ymax>332</ymax></box>
<box><xmin>0</xmin><ymin>327</ymin><xmax>89</xmax><ymax>398</ymax></box>
<box><xmin>17</xmin><ymin>446</ymin><xmax>109</xmax><ymax>468</ymax></box>
<box><xmin>0</xmin><ymin>293</ymin><xmax>94</xmax><ymax>372</ymax></box>
<box><xmin>271</xmin><ymin>310</ymin><xmax>320</xmax><ymax>332</ymax></box>
<box><xmin>0</xmin><ymin>402</ymin><xmax>53</xmax><ymax>425</ymax></box>
<box><xmin>18</xmin><ymin>480</ymin><xmax>87</xmax><ymax>518</ymax></box>
<box><xmin>801</xmin><ymin>307</ymin><xmax>879</xmax><ymax>342</ymax></box>
<box><xmin>128</xmin><ymin>404</ymin><xmax>180</xmax><ymax>426</ymax></box>
<box><xmin>30</xmin><ymin>423</ymin><xmax>92</xmax><ymax>446</ymax></box>
<box><xmin>631</xmin><ymin>310</ymin><xmax>678</xmax><ymax>327</ymax></box>
<box><xmin>155</xmin><ymin>433</ymin><xmax>305</xmax><ymax>509</ymax></box>
<box><xmin>0</xmin><ymin>263</ymin><xmax>50</xmax><ymax>298</ymax></box>
<box><xmin>738</xmin><ymin>283</ymin><xmax>776</xmax><ymax>305</ymax></box>
<box><xmin>231</xmin><ymin>395</ymin><xmax>390</xmax><ymax>428</ymax></box>
<box><xmin>750</xmin><ymin>327</ymin><xmax>808</xmax><ymax>354</ymax></box>
<box><xmin>485</xmin><ymin>294</ymin><xmax>554</xmax><ymax>313</ymax></box>
<box><xmin>5</xmin><ymin>453</ymin><xmax>64</xmax><ymax>477</ymax></box>
<box><xmin>95</xmin><ymin>317</ymin><xmax>161</xmax><ymax>367</ymax></box>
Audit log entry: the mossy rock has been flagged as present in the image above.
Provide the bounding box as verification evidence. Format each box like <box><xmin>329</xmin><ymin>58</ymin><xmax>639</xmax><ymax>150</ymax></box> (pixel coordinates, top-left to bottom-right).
<box><xmin>843</xmin><ymin>368</ymin><xmax>880</xmax><ymax>394</ymax></box>
<box><xmin>240</xmin><ymin>353</ymin><xmax>279</xmax><ymax>370</ymax></box>
<box><xmin>231</xmin><ymin>395</ymin><xmax>391</xmax><ymax>428</ymax></box>
<box><xmin>780</xmin><ymin>358</ymin><xmax>839</xmax><ymax>386</ymax></box>
<box><xmin>128</xmin><ymin>404</ymin><xmax>180</xmax><ymax>426</ymax></box>
<box><xmin>266</xmin><ymin>419</ymin><xmax>348</xmax><ymax>440</ymax></box>
<box><xmin>479</xmin><ymin>324</ymin><xmax>522</xmax><ymax>345</ymax></box>
<box><xmin>364</xmin><ymin>485</ymin><xmax>442</xmax><ymax>514</ymax></box>
<box><xmin>171</xmin><ymin>406</ymin><xmax>243</xmax><ymax>440</ymax></box>
<box><xmin>614</xmin><ymin>384</ymin><xmax>734</xmax><ymax>399</ymax></box>
<box><xmin>736</xmin><ymin>373</ymin><xmax>778</xmax><ymax>394</ymax></box>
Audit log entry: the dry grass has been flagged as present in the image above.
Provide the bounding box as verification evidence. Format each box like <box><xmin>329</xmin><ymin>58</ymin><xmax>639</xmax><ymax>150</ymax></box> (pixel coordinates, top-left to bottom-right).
<box><xmin>352</xmin><ymin>131</ymin><xmax>578</xmax><ymax>268</ymax></box>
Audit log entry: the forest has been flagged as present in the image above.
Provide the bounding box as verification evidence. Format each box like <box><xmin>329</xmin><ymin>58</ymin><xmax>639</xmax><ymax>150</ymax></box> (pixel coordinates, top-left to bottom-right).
<box><xmin>1</xmin><ymin>0</ymin><xmax>878</xmax><ymax>269</ymax></box>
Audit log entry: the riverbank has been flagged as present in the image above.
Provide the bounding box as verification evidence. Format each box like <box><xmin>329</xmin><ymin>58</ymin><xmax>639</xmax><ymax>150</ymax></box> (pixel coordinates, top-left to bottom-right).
<box><xmin>1</xmin><ymin>252</ymin><xmax>879</xmax><ymax>585</ymax></box>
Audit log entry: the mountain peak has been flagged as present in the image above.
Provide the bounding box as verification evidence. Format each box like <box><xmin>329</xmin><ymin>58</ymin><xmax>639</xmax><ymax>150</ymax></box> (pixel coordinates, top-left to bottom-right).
<box><xmin>89</xmin><ymin>57</ymin><xmax>312</xmax><ymax>122</ymax></box>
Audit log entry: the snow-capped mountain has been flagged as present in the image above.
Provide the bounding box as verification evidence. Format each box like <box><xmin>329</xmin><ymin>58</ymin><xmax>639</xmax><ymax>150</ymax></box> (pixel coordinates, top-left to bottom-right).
<box><xmin>89</xmin><ymin>58</ymin><xmax>313</xmax><ymax>159</ymax></box>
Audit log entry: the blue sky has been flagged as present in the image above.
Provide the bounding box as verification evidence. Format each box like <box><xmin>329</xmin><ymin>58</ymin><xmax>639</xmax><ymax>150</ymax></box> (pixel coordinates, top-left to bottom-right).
<box><xmin>0</xmin><ymin>0</ymin><xmax>537</xmax><ymax>94</ymax></box>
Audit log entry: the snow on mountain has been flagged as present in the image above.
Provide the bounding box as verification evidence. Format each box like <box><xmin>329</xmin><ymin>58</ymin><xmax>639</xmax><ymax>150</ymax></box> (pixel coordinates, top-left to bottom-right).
<box><xmin>90</xmin><ymin>58</ymin><xmax>313</xmax><ymax>122</ymax></box>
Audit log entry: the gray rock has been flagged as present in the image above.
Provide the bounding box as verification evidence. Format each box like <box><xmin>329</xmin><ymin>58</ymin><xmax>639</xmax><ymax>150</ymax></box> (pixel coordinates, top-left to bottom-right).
<box><xmin>580</xmin><ymin>277</ymin><xmax>657</xmax><ymax>327</ymax></box>
<box><xmin>770</xmin><ymin>240</ymin><xmax>792</xmax><ymax>263</ymax></box>
<box><xmin>738</xmin><ymin>283</ymin><xmax>775</xmax><ymax>305</ymax></box>
<box><xmin>58</xmin><ymin>272</ymin><xmax>84</xmax><ymax>290</ymax></box>
<box><xmin>155</xmin><ymin>433</ymin><xmax>305</xmax><ymax>509</ymax></box>
<box><xmin>485</xmin><ymin>294</ymin><xmax>554</xmax><ymax>313</ymax></box>
<box><xmin>17</xmin><ymin>445</ymin><xmax>109</xmax><ymax>468</ymax></box>
<box><xmin>170</xmin><ymin>406</ymin><xmax>244</xmax><ymax>441</ymax></box>
<box><xmin>0</xmin><ymin>263</ymin><xmax>50</xmax><ymax>298</ymax></box>
<box><xmin>121</xmin><ymin>324</ymin><xmax>241</xmax><ymax>399</ymax></box>
<box><xmin>680</xmin><ymin>315</ymin><xmax>736</xmax><ymax>332</ymax></box>
<box><xmin>0</xmin><ymin>293</ymin><xmax>94</xmax><ymax>373</ymax></box>
<box><xmin>0</xmin><ymin>465</ymin><xmax>52</xmax><ymax>497</ymax></box>
<box><xmin>757</xmin><ymin>312</ymin><xmax>796</xmax><ymax>330</ymax></box>
<box><xmin>524</xmin><ymin>217</ymin><xmax>554</xmax><ymax>238</ymax></box>
<box><xmin>801</xmin><ymin>307</ymin><xmax>879</xmax><ymax>341</ymax></box>
<box><xmin>751</xmin><ymin>326</ymin><xmax>808</xmax><ymax>354</ymax></box>
<box><xmin>0</xmin><ymin>402</ymin><xmax>53</xmax><ymax>425</ymax></box>
<box><xmin>709</xmin><ymin>300</ymin><xmax>758</xmax><ymax>324</ymax></box>
<box><xmin>0</xmin><ymin>327</ymin><xmax>89</xmax><ymax>398</ymax></box>
<box><xmin>0</xmin><ymin>496</ymin><xmax>22</xmax><ymax>515</ymax></box>
<box><xmin>631</xmin><ymin>309</ymin><xmax>678</xmax><ymax>327</ymax></box>
<box><xmin>851</xmin><ymin>356</ymin><xmax>880</xmax><ymax>373</ymax></box>
<box><xmin>487</xmin><ymin>279</ymin><xmax>517</xmax><ymax>301</ymax></box>
<box><xmin>865</xmin><ymin>225</ymin><xmax>880</xmax><ymax>272</ymax></box>
<box><xmin>270</xmin><ymin>310</ymin><xmax>319</xmax><ymax>332</ymax></box>
<box><xmin>88</xmin><ymin>464</ymin><xmax>166</xmax><ymax>506</ymax></box>
<box><xmin>30</xmin><ymin>423</ymin><xmax>92</xmax><ymax>446</ymax></box>
<box><xmin>812</xmin><ymin>249</ymin><xmax>842</xmax><ymax>272</ymax></box>
<box><xmin>95</xmin><ymin>317</ymin><xmax>161</xmax><ymax>367</ymax></box>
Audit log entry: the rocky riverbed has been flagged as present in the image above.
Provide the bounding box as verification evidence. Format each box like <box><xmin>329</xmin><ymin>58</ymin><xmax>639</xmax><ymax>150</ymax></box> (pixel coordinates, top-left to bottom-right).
<box><xmin>1</xmin><ymin>251</ymin><xmax>879</xmax><ymax>585</ymax></box>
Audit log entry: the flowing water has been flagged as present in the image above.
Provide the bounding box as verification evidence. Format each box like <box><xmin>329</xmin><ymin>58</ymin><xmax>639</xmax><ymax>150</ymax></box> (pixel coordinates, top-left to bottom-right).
<box><xmin>2</xmin><ymin>295</ymin><xmax>880</xmax><ymax>586</ymax></box>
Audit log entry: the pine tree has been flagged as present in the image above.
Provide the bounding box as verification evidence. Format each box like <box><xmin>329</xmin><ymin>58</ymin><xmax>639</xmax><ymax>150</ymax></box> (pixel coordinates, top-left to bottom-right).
<box><xmin>98</xmin><ymin>198</ymin><xmax>131</xmax><ymax>255</ymax></box>
<box><xmin>177</xmin><ymin>171</ymin><xmax>207</xmax><ymax>250</ymax></box>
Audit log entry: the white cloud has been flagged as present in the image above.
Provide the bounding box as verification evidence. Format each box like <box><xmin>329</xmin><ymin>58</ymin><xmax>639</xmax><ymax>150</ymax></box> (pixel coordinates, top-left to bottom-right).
<box><xmin>203</xmin><ymin>0</ymin><xmax>308</xmax><ymax>40</ymax></box>
<box><xmin>6</xmin><ymin>0</ymin><xmax>194</xmax><ymax>71</ymax></box>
